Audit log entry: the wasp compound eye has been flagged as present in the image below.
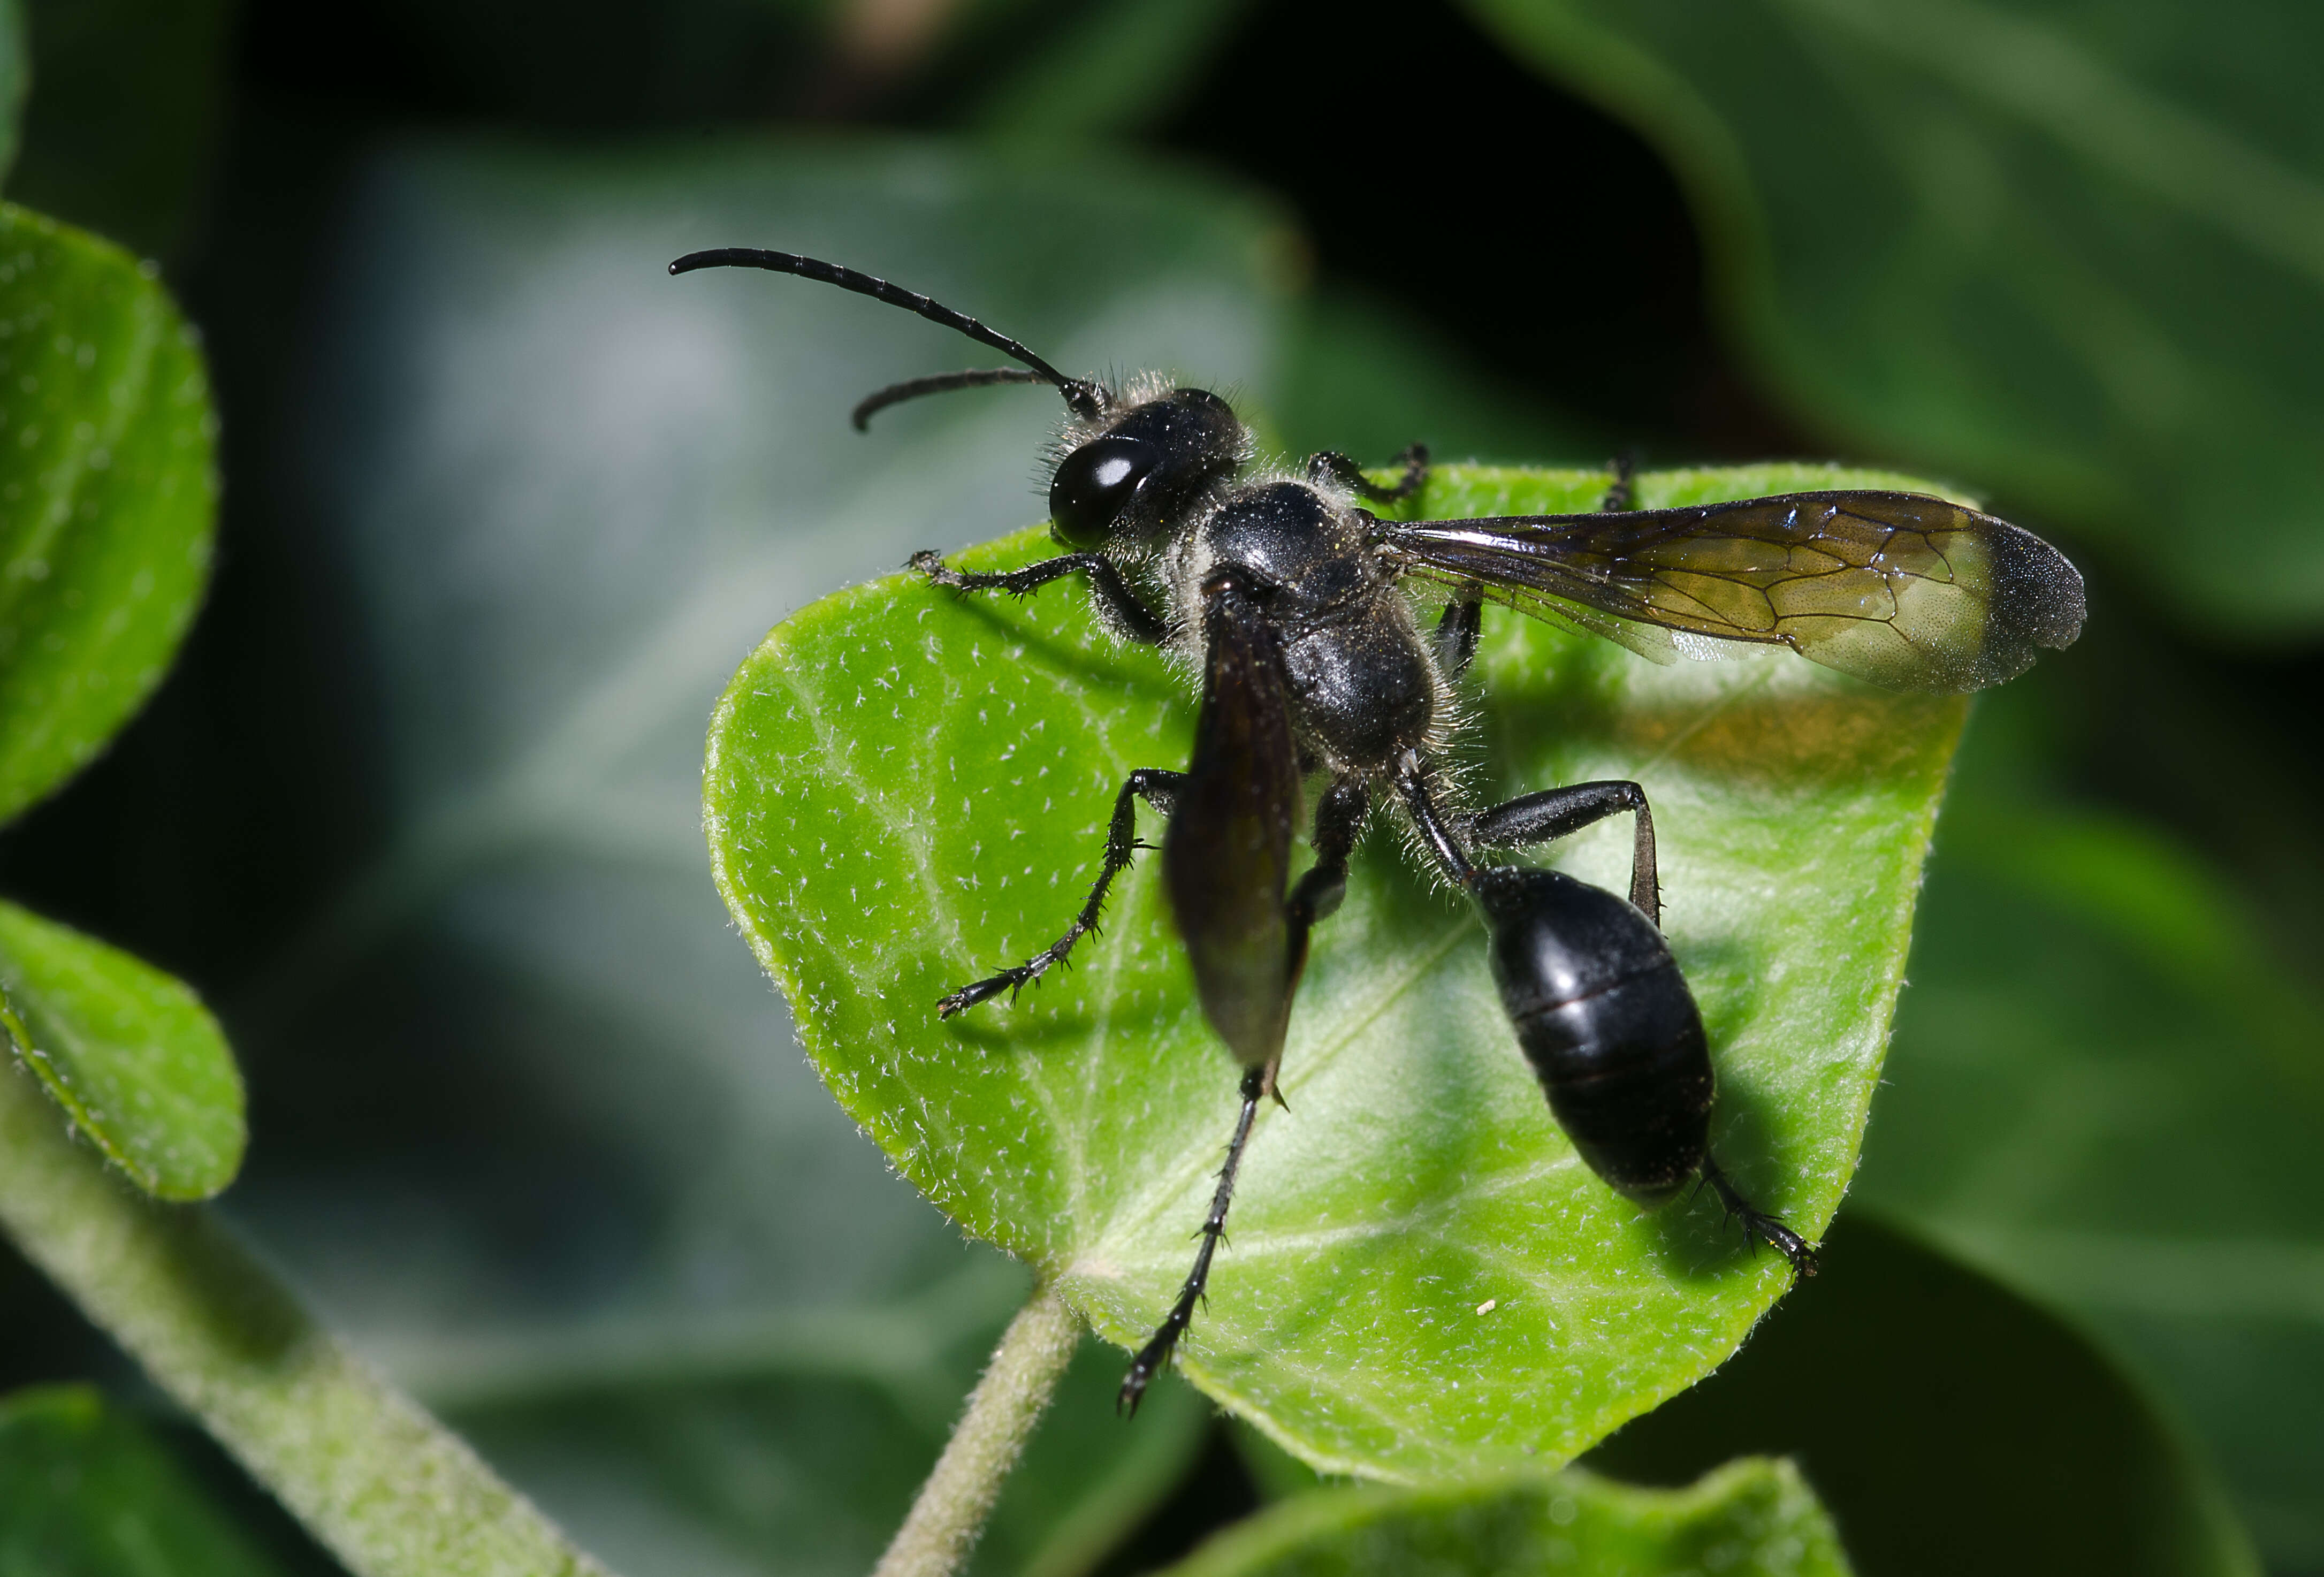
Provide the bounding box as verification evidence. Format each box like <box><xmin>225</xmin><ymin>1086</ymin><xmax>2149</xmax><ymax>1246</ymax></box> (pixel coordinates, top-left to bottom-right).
<box><xmin>1050</xmin><ymin>435</ymin><xmax>1162</xmax><ymax>547</ymax></box>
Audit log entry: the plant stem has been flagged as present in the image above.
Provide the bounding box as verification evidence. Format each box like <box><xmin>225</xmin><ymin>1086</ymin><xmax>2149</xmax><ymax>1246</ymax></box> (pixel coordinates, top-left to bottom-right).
<box><xmin>0</xmin><ymin>1059</ymin><xmax>611</xmax><ymax>1577</ymax></box>
<box><xmin>872</xmin><ymin>1279</ymin><xmax>1081</xmax><ymax>1577</ymax></box>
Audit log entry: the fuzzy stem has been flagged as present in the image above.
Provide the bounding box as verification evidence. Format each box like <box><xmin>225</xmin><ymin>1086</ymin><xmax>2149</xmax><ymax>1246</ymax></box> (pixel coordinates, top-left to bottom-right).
<box><xmin>871</xmin><ymin>1279</ymin><xmax>1081</xmax><ymax>1577</ymax></box>
<box><xmin>0</xmin><ymin>1058</ymin><xmax>610</xmax><ymax>1577</ymax></box>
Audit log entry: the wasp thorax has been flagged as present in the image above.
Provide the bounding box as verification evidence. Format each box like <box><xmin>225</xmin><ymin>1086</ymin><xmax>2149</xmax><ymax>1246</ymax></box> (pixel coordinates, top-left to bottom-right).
<box><xmin>1048</xmin><ymin>386</ymin><xmax>1248</xmax><ymax>548</ymax></box>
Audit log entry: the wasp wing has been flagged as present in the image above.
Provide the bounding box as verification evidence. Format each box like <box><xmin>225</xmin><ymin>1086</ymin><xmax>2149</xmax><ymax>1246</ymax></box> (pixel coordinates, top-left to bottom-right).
<box><xmin>1162</xmin><ymin>576</ymin><xmax>1304</xmax><ymax>1071</ymax></box>
<box><xmin>1382</xmin><ymin>490</ymin><xmax>2085</xmax><ymax>692</ymax></box>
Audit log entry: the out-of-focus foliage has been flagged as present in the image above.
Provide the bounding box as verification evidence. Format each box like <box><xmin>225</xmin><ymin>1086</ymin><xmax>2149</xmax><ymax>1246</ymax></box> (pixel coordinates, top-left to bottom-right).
<box><xmin>1855</xmin><ymin>680</ymin><xmax>2324</xmax><ymax>1567</ymax></box>
<box><xmin>1587</xmin><ymin>1215</ymin><xmax>2257</xmax><ymax>1577</ymax></box>
<box><xmin>1472</xmin><ymin>0</ymin><xmax>2324</xmax><ymax>630</ymax></box>
<box><xmin>0</xmin><ymin>1384</ymin><xmax>290</xmax><ymax>1577</ymax></box>
<box><xmin>7</xmin><ymin>0</ymin><xmax>233</xmax><ymax>258</ymax></box>
<box><xmin>440</xmin><ymin>1314</ymin><xmax>1206</xmax><ymax>1577</ymax></box>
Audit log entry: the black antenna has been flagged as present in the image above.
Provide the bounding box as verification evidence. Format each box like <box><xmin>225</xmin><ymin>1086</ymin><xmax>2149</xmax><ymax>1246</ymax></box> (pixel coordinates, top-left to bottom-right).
<box><xmin>668</xmin><ymin>249</ymin><xmax>1103</xmax><ymax>421</ymax></box>
<box><xmin>849</xmin><ymin>368</ymin><xmax>1049</xmax><ymax>431</ymax></box>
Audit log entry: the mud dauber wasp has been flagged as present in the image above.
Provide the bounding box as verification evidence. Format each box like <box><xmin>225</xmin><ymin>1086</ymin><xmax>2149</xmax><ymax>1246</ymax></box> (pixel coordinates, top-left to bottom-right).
<box><xmin>672</xmin><ymin>247</ymin><xmax>2086</xmax><ymax>1413</ymax></box>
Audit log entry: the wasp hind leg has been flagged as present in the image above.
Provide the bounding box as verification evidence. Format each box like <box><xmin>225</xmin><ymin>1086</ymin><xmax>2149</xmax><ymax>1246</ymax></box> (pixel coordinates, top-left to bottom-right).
<box><xmin>1700</xmin><ymin>1157</ymin><xmax>1819</xmax><ymax>1277</ymax></box>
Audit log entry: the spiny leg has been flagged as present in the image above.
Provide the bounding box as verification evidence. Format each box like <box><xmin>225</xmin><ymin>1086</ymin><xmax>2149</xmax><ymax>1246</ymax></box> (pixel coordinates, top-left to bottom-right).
<box><xmin>1700</xmin><ymin>1156</ymin><xmax>1819</xmax><ymax>1277</ymax></box>
<box><xmin>1469</xmin><ymin>780</ymin><xmax>1660</xmax><ymax>925</ymax></box>
<box><xmin>1392</xmin><ymin>749</ymin><xmax>1477</xmax><ymax>889</ymax></box>
<box><xmin>1120</xmin><ymin>1065</ymin><xmax>1267</xmax><ymax>1414</ymax></box>
<box><xmin>936</xmin><ymin>769</ymin><xmax>1186</xmax><ymax>1017</ymax></box>
<box><xmin>911</xmin><ymin>549</ymin><xmax>1168</xmax><ymax>643</ymax></box>
<box><xmin>1306</xmin><ymin>442</ymin><xmax>1431</xmax><ymax>504</ymax></box>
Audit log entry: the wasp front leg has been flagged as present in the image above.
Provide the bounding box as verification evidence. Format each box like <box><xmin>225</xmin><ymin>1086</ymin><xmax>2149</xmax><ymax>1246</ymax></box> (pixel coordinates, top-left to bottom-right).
<box><xmin>911</xmin><ymin>550</ymin><xmax>1169</xmax><ymax>643</ymax></box>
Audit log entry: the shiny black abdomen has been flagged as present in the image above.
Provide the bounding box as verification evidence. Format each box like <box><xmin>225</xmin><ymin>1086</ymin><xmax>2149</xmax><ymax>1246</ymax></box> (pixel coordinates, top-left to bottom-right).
<box><xmin>1476</xmin><ymin>864</ymin><xmax>1713</xmax><ymax>1201</ymax></box>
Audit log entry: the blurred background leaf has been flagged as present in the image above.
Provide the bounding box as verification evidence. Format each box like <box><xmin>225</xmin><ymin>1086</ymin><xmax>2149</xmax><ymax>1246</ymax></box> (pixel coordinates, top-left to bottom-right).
<box><xmin>0</xmin><ymin>1383</ymin><xmax>292</xmax><ymax>1577</ymax></box>
<box><xmin>1852</xmin><ymin>683</ymin><xmax>2324</xmax><ymax>1569</ymax></box>
<box><xmin>1469</xmin><ymin>0</ymin><xmax>2324</xmax><ymax>631</ymax></box>
<box><xmin>0</xmin><ymin>899</ymin><xmax>242</xmax><ymax>1199</ymax></box>
<box><xmin>1585</xmin><ymin>1214</ymin><xmax>2257</xmax><ymax>1577</ymax></box>
<box><xmin>5</xmin><ymin>0</ymin><xmax>233</xmax><ymax>261</ymax></box>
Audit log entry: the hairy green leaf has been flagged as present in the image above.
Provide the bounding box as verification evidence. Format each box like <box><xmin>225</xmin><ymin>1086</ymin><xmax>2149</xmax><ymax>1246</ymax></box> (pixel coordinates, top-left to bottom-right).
<box><xmin>0</xmin><ymin>202</ymin><xmax>215</xmax><ymax>824</ymax></box>
<box><xmin>1159</xmin><ymin>1457</ymin><xmax>1850</xmax><ymax>1577</ymax></box>
<box><xmin>0</xmin><ymin>898</ymin><xmax>241</xmax><ymax>1199</ymax></box>
<box><xmin>0</xmin><ymin>1384</ymin><xmax>290</xmax><ymax>1577</ymax></box>
<box><xmin>1590</xmin><ymin>1214</ymin><xmax>2257</xmax><ymax>1577</ymax></box>
<box><xmin>707</xmin><ymin>461</ymin><xmax>1967</xmax><ymax>1479</ymax></box>
<box><xmin>1470</xmin><ymin>0</ymin><xmax>2324</xmax><ymax>629</ymax></box>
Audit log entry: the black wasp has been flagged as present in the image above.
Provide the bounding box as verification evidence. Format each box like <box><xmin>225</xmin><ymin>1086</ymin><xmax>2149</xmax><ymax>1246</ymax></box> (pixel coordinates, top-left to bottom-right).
<box><xmin>672</xmin><ymin>248</ymin><xmax>2087</xmax><ymax>1413</ymax></box>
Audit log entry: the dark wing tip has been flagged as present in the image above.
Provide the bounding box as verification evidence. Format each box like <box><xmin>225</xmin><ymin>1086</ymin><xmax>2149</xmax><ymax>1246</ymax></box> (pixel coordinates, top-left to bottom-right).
<box><xmin>1967</xmin><ymin>519</ymin><xmax>2087</xmax><ymax>689</ymax></box>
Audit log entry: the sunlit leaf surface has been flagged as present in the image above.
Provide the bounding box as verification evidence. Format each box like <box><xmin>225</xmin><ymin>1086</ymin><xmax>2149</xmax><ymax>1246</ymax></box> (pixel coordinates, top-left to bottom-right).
<box><xmin>708</xmin><ymin>461</ymin><xmax>1969</xmax><ymax>1479</ymax></box>
<box><xmin>0</xmin><ymin>899</ymin><xmax>241</xmax><ymax>1199</ymax></box>
<box><xmin>1159</xmin><ymin>1457</ymin><xmax>1850</xmax><ymax>1577</ymax></box>
<box><xmin>0</xmin><ymin>1384</ymin><xmax>289</xmax><ymax>1577</ymax></box>
<box><xmin>1471</xmin><ymin>0</ymin><xmax>2324</xmax><ymax>628</ymax></box>
<box><xmin>0</xmin><ymin>203</ymin><xmax>215</xmax><ymax>825</ymax></box>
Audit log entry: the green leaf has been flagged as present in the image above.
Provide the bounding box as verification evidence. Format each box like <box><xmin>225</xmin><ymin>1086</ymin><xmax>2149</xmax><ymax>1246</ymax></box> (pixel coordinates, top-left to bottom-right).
<box><xmin>1850</xmin><ymin>682</ymin><xmax>2324</xmax><ymax>1567</ymax></box>
<box><xmin>0</xmin><ymin>202</ymin><xmax>216</xmax><ymax>825</ymax></box>
<box><xmin>0</xmin><ymin>897</ymin><xmax>242</xmax><ymax>1199</ymax></box>
<box><xmin>1157</xmin><ymin>1457</ymin><xmax>1850</xmax><ymax>1577</ymax></box>
<box><xmin>1588</xmin><ymin>1214</ymin><xmax>2258</xmax><ymax>1577</ymax></box>
<box><xmin>1468</xmin><ymin>0</ymin><xmax>2324</xmax><ymax>629</ymax></box>
<box><xmin>0</xmin><ymin>1383</ymin><xmax>291</xmax><ymax>1577</ymax></box>
<box><xmin>706</xmin><ymin>460</ymin><xmax>1967</xmax><ymax>1480</ymax></box>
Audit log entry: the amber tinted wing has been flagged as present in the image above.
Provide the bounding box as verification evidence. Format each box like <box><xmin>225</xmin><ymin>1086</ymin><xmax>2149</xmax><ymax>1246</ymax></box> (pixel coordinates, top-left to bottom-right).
<box><xmin>1382</xmin><ymin>491</ymin><xmax>2085</xmax><ymax>691</ymax></box>
<box><xmin>1162</xmin><ymin>577</ymin><xmax>1303</xmax><ymax>1070</ymax></box>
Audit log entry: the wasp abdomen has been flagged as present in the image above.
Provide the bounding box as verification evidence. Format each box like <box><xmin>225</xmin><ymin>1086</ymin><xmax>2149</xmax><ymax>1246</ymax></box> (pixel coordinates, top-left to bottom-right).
<box><xmin>1476</xmin><ymin>865</ymin><xmax>1714</xmax><ymax>1202</ymax></box>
